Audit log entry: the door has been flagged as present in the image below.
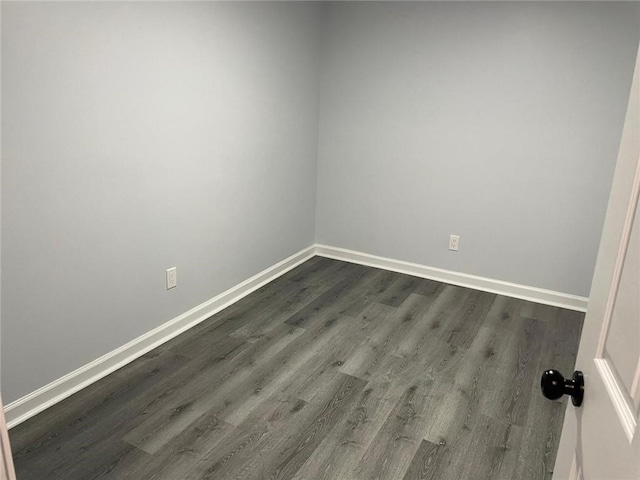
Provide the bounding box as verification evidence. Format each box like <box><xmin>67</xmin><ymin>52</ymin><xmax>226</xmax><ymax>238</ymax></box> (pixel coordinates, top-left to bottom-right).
<box><xmin>0</xmin><ymin>395</ymin><xmax>16</xmax><ymax>480</ymax></box>
<box><xmin>553</xmin><ymin>44</ymin><xmax>640</xmax><ymax>479</ymax></box>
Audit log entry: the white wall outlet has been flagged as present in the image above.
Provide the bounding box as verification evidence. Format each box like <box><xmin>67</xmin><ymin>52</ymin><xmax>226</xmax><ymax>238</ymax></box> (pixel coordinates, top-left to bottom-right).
<box><xmin>449</xmin><ymin>235</ymin><xmax>460</xmax><ymax>251</ymax></box>
<box><xmin>166</xmin><ymin>267</ymin><xmax>177</xmax><ymax>289</ymax></box>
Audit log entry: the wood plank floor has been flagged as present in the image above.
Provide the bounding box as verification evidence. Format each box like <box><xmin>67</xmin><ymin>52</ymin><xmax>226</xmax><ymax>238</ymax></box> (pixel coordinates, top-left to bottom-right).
<box><xmin>9</xmin><ymin>257</ymin><xmax>584</xmax><ymax>480</ymax></box>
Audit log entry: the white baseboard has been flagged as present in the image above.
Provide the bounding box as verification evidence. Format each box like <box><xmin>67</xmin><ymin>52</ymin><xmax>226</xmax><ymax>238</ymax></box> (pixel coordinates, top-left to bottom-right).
<box><xmin>5</xmin><ymin>243</ymin><xmax>588</xmax><ymax>428</ymax></box>
<box><xmin>4</xmin><ymin>246</ymin><xmax>315</xmax><ymax>429</ymax></box>
<box><xmin>313</xmin><ymin>244</ymin><xmax>589</xmax><ymax>313</ymax></box>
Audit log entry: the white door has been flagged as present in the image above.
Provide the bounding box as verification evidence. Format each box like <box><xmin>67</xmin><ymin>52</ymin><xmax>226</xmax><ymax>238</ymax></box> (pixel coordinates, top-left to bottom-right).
<box><xmin>0</xmin><ymin>395</ymin><xmax>16</xmax><ymax>480</ymax></box>
<box><xmin>553</xmin><ymin>44</ymin><xmax>640</xmax><ymax>480</ymax></box>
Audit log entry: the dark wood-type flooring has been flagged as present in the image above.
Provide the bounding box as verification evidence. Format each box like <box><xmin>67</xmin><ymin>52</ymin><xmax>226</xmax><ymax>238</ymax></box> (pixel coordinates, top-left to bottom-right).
<box><xmin>9</xmin><ymin>257</ymin><xmax>584</xmax><ymax>479</ymax></box>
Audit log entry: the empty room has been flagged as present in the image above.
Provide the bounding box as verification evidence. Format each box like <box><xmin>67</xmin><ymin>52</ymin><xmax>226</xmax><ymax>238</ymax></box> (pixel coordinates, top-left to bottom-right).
<box><xmin>1</xmin><ymin>1</ymin><xmax>639</xmax><ymax>479</ymax></box>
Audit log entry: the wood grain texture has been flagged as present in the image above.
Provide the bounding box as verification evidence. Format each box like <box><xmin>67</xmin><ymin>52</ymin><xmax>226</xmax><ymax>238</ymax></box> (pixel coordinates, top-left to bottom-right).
<box><xmin>127</xmin><ymin>411</ymin><xmax>233</xmax><ymax>480</ymax></box>
<box><xmin>244</xmin><ymin>373</ymin><xmax>367</xmax><ymax>480</ymax></box>
<box><xmin>183</xmin><ymin>392</ymin><xmax>309</xmax><ymax>480</ymax></box>
<box><xmin>353</xmin><ymin>379</ymin><xmax>447</xmax><ymax>480</ymax></box>
<box><xmin>291</xmin><ymin>376</ymin><xmax>402</xmax><ymax>480</ymax></box>
<box><xmin>401</xmin><ymin>439</ymin><xmax>448</xmax><ymax>480</ymax></box>
<box><xmin>513</xmin><ymin>308</ymin><xmax>584</xmax><ymax>480</ymax></box>
<box><xmin>9</xmin><ymin>257</ymin><xmax>584</xmax><ymax>480</ymax></box>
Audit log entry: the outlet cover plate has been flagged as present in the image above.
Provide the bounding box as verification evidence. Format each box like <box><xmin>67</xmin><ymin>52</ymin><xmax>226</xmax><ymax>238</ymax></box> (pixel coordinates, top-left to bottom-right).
<box><xmin>449</xmin><ymin>235</ymin><xmax>460</xmax><ymax>251</ymax></box>
<box><xmin>166</xmin><ymin>267</ymin><xmax>177</xmax><ymax>289</ymax></box>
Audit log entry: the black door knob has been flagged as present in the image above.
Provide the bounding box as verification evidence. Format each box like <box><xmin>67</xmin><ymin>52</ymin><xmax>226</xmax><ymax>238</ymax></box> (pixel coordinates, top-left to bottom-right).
<box><xmin>540</xmin><ymin>369</ymin><xmax>584</xmax><ymax>407</ymax></box>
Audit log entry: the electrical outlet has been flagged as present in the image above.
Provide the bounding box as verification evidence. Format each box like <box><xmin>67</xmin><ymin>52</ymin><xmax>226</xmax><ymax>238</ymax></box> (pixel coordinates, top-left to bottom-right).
<box><xmin>449</xmin><ymin>235</ymin><xmax>460</xmax><ymax>251</ymax></box>
<box><xmin>166</xmin><ymin>267</ymin><xmax>177</xmax><ymax>289</ymax></box>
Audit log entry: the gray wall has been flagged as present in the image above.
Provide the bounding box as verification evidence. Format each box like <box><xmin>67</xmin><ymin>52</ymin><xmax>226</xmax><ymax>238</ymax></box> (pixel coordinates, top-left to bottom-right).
<box><xmin>316</xmin><ymin>2</ymin><xmax>639</xmax><ymax>297</ymax></box>
<box><xmin>2</xmin><ymin>1</ymin><xmax>639</xmax><ymax>405</ymax></box>
<box><xmin>1</xmin><ymin>2</ymin><xmax>321</xmax><ymax>403</ymax></box>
